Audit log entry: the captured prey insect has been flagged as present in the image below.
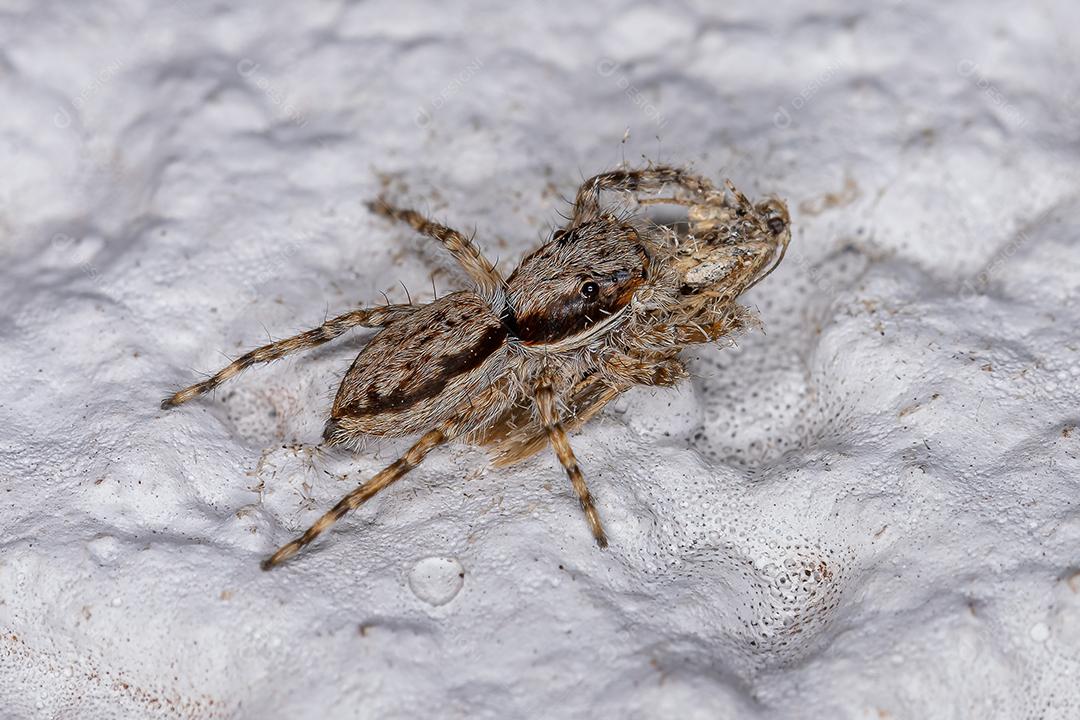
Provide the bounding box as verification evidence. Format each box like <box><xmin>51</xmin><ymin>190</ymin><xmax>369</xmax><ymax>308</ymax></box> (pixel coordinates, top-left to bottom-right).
<box><xmin>160</xmin><ymin>165</ymin><xmax>791</xmax><ymax>569</ymax></box>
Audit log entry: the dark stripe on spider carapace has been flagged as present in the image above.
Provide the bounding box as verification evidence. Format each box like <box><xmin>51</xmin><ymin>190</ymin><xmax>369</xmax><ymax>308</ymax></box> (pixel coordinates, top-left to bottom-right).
<box><xmin>499</xmin><ymin>305</ymin><xmax>520</xmax><ymax>336</ymax></box>
<box><xmin>511</xmin><ymin>298</ymin><xmax>599</xmax><ymax>344</ymax></box>
<box><xmin>358</xmin><ymin>323</ymin><xmax>507</xmax><ymax>413</ymax></box>
<box><xmin>512</xmin><ymin>270</ymin><xmax>645</xmax><ymax>344</ymax></box>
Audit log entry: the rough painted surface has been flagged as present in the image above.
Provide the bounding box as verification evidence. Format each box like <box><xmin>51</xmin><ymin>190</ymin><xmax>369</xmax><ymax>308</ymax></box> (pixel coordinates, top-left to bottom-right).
<box><xmin>2</xmin><ymin>1</ymin><xmax>1079</xmax><ymax>718</ymax></box>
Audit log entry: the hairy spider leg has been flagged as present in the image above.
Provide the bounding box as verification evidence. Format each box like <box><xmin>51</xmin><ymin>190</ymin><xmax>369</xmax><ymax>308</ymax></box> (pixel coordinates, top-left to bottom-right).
<box><xmin>368</xmin><ymin>198</ymin><xmax>504</xmax><ymax>300</ymax></box>
<box><xmin>535</xmin><ymin>383</ymin><xmax>609</xmax><ymax>548</ymax></box>
<box><xmin>262</xmin><ymin>425</ymin><xmax>449</xmax><ymax>569</ymax></box>
<box><xmin>161</xmin><ymin>304</ymin><xmax>417</xmax><ymax>408</ymax></box>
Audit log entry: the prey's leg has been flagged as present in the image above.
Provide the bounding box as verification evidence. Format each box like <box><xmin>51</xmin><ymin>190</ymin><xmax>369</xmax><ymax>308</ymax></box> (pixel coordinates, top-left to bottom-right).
<box><xmin>572</xmin><ymin>166</ymin><xmax>718</xmax><ymax>222</ymax></box>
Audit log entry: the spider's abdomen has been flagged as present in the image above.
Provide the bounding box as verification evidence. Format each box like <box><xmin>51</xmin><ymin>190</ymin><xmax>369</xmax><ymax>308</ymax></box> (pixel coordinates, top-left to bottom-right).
<box><xmin>326</xmin><ymin>291</ymin><xmax>509</xmax><ymax>440</ymax></box>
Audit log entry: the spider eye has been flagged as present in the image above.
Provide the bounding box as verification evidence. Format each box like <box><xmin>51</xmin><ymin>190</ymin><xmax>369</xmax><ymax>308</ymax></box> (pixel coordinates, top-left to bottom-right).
<box><xmin>580</xmin><ymin>281</ymin><xmax>600</xmax><ymax>301</ymax></box>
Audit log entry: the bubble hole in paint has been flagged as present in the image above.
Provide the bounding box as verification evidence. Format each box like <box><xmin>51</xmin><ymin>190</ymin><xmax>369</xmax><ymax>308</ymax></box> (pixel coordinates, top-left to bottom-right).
<box><xmin>408</xmin><ymin>556</ymin><xmax>465</xmax><ymax>606</ymax></box>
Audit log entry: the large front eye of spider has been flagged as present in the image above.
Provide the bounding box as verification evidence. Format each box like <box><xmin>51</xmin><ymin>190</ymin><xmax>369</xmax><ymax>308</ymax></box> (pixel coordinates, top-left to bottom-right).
<box><xmin>579</xmin><ymin>281</ymin><xmax>600</xmax><ymax>301</ymax></box>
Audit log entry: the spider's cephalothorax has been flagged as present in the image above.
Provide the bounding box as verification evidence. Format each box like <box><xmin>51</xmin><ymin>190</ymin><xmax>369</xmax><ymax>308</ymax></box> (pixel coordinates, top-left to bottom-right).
<box><xmin>503</xmin><ymin>216</ymin><xmax>679</xmax><ymax>352</ymax></box>
<box><xmin>160</xmin><ymin>166</ymin><xmax>791</xmax><ymax>569</ymax></box>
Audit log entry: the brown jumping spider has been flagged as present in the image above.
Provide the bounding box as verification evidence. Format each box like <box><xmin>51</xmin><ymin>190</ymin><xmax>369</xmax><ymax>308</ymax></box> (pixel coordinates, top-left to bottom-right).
<box><xmin>161</xmin><ymin>166</ymin><xmax>791</xmax><ymax>569</ymax></box>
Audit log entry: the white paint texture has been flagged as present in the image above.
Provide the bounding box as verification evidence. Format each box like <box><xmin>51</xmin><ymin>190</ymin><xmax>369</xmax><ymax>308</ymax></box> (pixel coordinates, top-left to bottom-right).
<box><xmin>1</xmin><ymin>1</ymin><xmax>1079</xmax><ymax>718</ymax></box>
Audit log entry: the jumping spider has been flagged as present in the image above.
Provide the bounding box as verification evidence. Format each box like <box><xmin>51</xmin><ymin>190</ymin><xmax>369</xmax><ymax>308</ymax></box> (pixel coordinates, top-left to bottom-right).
<box><xmin>161</xmin><ymin>166</ymin><xmax>791</xmax><ymax>569</ymax></box>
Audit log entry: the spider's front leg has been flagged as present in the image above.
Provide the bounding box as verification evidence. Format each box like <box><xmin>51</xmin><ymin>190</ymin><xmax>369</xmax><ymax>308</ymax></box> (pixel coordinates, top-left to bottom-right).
<box><xmin>368</xmin><ymin>198</ymin><xmax>504</xmax><ymax>301</ymax></box>
<box><xmin>161</xmin><ymin>303</ymin><xmax>418</xmax><ymax>408</ymax></box>
<box><xmin>534</xmin><ymin>380</ymin><xmax>609</xmax><ymax>548</ymax></box>
<box><xmin>656</xmin><ymin>302</ymin><xmax>757</xmax><ymax>347</ymax></box>
<box><xmin>487</xmin><ymin>354</ymin><xmax>687</xmax><ymax>468</ymax></box>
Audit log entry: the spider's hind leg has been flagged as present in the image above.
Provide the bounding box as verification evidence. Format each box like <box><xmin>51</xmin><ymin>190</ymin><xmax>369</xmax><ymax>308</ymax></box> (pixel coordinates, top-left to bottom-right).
<box><xmin>264</xmin><ymin>379</ymin><xmax>517</xmax><ymax>569</ymax></box>
<box><xmin>161</xmin><ymin>304</ymin><xmax>417</xmax><ymax>409</ymax></box>
<box><xmin>261</xmin><ymin>425</ymin><xmax>450</xmax><ymax>569</ymax></box>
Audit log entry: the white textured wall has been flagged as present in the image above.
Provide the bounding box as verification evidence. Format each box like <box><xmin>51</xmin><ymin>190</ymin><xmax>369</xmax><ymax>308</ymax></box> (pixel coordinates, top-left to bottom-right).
<box><xmin>1</xmin><ymin>1</ymin><xmax>1079</xmax><ymax>718</ymax></box>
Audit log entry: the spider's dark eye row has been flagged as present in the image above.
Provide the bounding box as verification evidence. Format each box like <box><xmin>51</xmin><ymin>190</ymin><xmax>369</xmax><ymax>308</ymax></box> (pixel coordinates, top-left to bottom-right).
<box><xmin>580</xmin><ymin>281</ymin><xmax>600</xmax><ymax>301</ymax></box>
